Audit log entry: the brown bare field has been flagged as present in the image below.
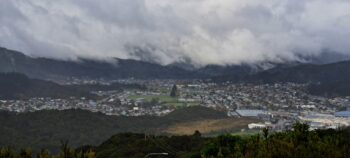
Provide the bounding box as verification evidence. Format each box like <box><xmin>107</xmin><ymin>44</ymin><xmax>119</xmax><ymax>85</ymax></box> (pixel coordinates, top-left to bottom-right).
<box><xmin>163</xmin><ymin>117</ymin><xmax>260</xmax><ymax>135</ymax></box>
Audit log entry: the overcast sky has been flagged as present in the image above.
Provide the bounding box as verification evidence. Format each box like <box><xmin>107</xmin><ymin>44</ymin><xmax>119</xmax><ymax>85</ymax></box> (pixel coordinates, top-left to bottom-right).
<box><xmin>1</xmin><ymin>0</ymin><xmax>350</xmax><ymax>66</ymax></box>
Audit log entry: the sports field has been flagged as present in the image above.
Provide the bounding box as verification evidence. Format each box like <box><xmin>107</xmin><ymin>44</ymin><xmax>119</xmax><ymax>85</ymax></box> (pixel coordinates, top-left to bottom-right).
<box><xmin>128</xmin><ymin>95</ymin><xmax>200</xmax><ymax>107</ymax></box>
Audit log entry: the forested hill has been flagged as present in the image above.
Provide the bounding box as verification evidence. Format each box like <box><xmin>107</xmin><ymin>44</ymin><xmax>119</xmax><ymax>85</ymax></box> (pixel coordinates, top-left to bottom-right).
<box><xmin>0</xmin><ymin>73</ymin><xmax>93</xmax><ymax>99</ymax></box>
<box><xmin>0</xmin><ymin>47</ymin><xmax>202</xmax><ymax>80</ymax></box>
<box><xmin>95</xmin><ymin>124</ymin><xmax>350</xmax><ymax>158</ymax></box>
<box><xmin>0</xmin><ymin>47</ymin><xmax>262</xmax><ymax>80</ymax></box>
<box><xmin>2</xmin><ymin>47</ymin><xmax>350</xmax><ymax>83</ymax></box>
<box><xmin>1</xmin><ymin>123</ymin><xmax>350</xmax><ymax>158</ymax></box>
<box><xmin>307</xmin><ymin>81</ymin><xmax>350</xmax><ymax>97</ymax></box>
<box><xmin>211</xmin><ymin>60</ymin><xmax>350</xmax><ymax>97</ymax></box>
<box><xmin>0</xmin><ymin>106</ymin><xmax>228</xmax><ymax>152</ymax></box>
<box><xmin>217</xmin><ymin>60</ymin><xmax>350</xmax><ymax>84</ymax></box>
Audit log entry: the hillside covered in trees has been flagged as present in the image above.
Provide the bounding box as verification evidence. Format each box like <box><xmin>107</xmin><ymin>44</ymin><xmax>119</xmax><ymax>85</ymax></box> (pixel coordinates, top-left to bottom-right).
<box><xmin>1</xmin><ymin>123</ymin><xmax>350</xmax><ymax>158</ymax></box>
<box><xmin>0</xmin><ymin>47</ymin><xmax>204</xmax><ymax>80</ymax></box>
<box><xmin>307</xmin><ymin>81</ymin><xmax>350</xmax><ymax>97</ymax></box>
<box><xmin>0</xmin><ymin>72</ymin><xmax>148</xmax><ymax>100</ymax></box>
<box><xmin>0</xmin><ymin>107</ymin><xmax>235</xmax><ymax>153</ymax></box>
<box><xmin>223</xmin><ymin>60</ymin><xmax>350</xmax><ymax>84</ymax></box>
<box><xmin>0</xmin><ymin>73</ymin><xmax>94</xmax><ymax>100</ymax></box>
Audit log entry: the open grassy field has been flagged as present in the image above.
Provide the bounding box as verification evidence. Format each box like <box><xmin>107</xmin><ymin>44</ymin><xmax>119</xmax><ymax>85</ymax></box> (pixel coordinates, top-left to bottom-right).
<box><xmin>128</xmin><ymin>95</ymin><xmax>177</xmax><ymax>102</ymax></box>
<box><xmin>128</xmin><ymin>95</ymin><xmax>199</xmax><ymax>107</ymax></box>
<box><xmin>164</xmin><ymin>102</ymin><xmax>200</xmax><ymax>107</ymax></box>
<box><xmin>163</xmin><ymin>117</ymin><xmax>260</xmax><ymax>135</ymax></box>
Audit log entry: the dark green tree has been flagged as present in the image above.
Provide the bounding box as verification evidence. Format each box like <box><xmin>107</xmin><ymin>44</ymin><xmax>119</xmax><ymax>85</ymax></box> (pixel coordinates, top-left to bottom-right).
<box><xmin>19</xmin><ymin>148</ymin><xmax>32</xmax><ymax>158</ymax></box>
<box><xmin>37</xmin><ymin>149</ymin><xmax>50</xmax><ymax>158</ymax></box>
<box><xmin>170</xmin><ymin>84</ymin><xmax>178</xmax><ymax>97</ymax></box>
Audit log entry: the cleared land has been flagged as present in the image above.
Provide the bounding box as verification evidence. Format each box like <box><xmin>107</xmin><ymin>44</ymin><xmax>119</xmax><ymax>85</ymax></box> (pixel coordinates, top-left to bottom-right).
<box><xmin>128</xmin><ymin>95</ymin><xmax>199</xmax><ymax>107</ymax></box>
<box><xmin>128</xmin><ymin>95</ymin><xmax>177</xmax><ymax>102</ymax></box>
<box><xmin>163</xmin><ymin>117</ymin><xmax>260</xmax><ymax>135</ymax></box>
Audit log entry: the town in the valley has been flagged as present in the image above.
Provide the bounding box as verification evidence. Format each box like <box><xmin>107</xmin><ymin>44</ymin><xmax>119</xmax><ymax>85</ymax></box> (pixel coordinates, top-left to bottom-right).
<box><xmin>1</xmin><ymin>78</ymin><xmax>350</xmax><ymax>132</ymax></box>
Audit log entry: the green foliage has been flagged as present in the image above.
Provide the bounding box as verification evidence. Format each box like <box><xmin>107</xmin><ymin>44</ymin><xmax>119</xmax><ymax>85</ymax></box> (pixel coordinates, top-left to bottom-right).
<box><xmin>0</xmin><ymin>107</ymin><xmax>227</xmax><ymax>153</ymax></box>
<box><xmin>0</xmin><ymin>143</ymin><xmax>96</xmax><ymax>158</ymax></box>
<box><xmin>94</xmin><ymin>124</ymin><xmax>350</xmax><ymax>158</ymax></box>
<box><xmin>198</xmin><ymin>123</ymin><xmax>350</xmax><ymax>158</ymax></box>
<box><xmin>0</xmin><ymin>147</ymin><xmax>17</xmax><ymax>158</ymax></box>
<box><xmin>2</xmin><ymin>116</ymin><xmax>350</xmax><ymax>158</ymax></box>
<box><xmin>170</xmin><ymin>84</ymin><xmax>178</xmax><ymax>97</ymax></box>
<box><xmin>37</xmin><ymin>149</ymin><xmax>50</xmax><ymax>158</ymax></box>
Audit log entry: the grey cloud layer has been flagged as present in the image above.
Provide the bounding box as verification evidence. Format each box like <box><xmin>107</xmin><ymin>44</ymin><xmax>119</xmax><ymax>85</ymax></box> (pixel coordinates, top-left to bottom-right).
<box><xmin>1</xmin><ymin>0</ymin><xmax>350</xmax><ymax>66</ymax></box>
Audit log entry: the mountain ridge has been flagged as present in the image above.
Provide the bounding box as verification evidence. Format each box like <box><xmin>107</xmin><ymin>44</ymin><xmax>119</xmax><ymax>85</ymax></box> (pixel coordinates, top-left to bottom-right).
<box><xmin>0</xmin><ymin>47</ymin><xmax>206</xmax><ymax>80</ymax></box>
<box><xmin>213</xmin><ymin>60</ymin><xmax>350</xmax><ymax>84</ymax></box>
<box><xmin>2</xmin><ymin>47</ymin><xmax>350</xmax><ymax>85</ymax></box>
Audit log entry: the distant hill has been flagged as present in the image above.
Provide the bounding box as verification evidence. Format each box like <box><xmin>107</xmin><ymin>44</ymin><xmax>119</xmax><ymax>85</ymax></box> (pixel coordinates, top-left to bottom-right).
<box><xmin>196</xmin><ymin>64</ymin><xmax>261</xmax><ymax>77</ymax></box>
<box><xmin>0</xmin><ymin>47</ymin><xmax>266</xmax><ymax>80</ymax></box>
<box><xmin>213</xmin><ymin>60</ymin><xmax>350</xmax><ymax>84</ymax></box>
<box><xmin>0</xmin><ymin>106</ymin><xmax>233</xmax><ymax>152</ymax></box>
<box><xmin>0</xmin><ymin>73</ymin><xmax>93</xmax><ymax>99</ymax></box>
<box><xmin>306</xmin><ymin>51</ymin><xmax>350</xmax><ymax>64</ymax></box>
<box><xmin>211</xmin><ymin>60</ymin><xmax>350</xmax><ymax>97</ymax></box>
<box><xmin>0</xmin><ymin>72</ymin><xmax>150</xmax><ymax>99</ymax></box>
<box><xmin>3</xmin><ymin>47</ymin><xmax>350</xmax><ymax>82</ymax></box>
<box><xmin>5</xmin><ymin>47</ymin><xmax>350</xmax><ymax>98</ymax></box>
<box><xmin>307</xmin><ymin>81</ymin><xmax>350</xmax><ymax>97</ymax></box>
<box><xmin>0</xmin><ymin>47</ymin><xmax>205</xmax><ymax>80</ymax></box>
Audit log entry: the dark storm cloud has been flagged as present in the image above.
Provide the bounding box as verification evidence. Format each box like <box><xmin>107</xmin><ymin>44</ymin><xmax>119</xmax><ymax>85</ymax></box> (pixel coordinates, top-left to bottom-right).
<box><xmin>1</xmin><ymin>0</ymin><xmax>350</xmax><ymax>66</ymax></box>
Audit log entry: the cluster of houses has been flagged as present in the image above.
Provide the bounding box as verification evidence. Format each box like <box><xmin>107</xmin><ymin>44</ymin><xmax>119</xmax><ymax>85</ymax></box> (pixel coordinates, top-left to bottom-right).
<box><xmin>1</xmin><ymin>79</ymin><xmax>350</xmax><ymax>131</ymax></box>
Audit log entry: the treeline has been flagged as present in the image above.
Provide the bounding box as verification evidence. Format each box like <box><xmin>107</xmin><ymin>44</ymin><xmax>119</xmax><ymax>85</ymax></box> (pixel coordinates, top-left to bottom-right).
<box><xmin>95</xmin><ymin>123</ymin><xmax>350</xmax><ymax>158</ymax></box>
<box><xmin>197</xmin><ymin>123</ymin><xmax>350</xmax><ymax>158</ymax></box>
<box><xmin>2</xmin><ymin>123</ymin><xmax>350</xmax><ymax>158</ymax></box>
<box><xmin>0</xmin><ymin>141</ymin><xmax>96</xmax><ymax>158</ymax></box>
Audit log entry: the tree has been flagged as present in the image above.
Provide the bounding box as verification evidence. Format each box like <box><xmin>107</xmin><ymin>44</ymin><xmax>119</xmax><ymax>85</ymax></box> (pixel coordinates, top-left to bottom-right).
<box><xmin>19</xmin><ymin>148</ymin><xmax>32</xmax><ymax>158</ymax></box>
<box><xmin>292</xmin><ymin>122</ymin><xmax>310</xmax><ymax>145</ymax></box>
<box><xmin>170</xmin><ymin>84</ymin><xmax>178</xmax><ymax>97</ymax></box>
<box><xmin>193</xmin><ymin>130</ymin><xmax>202</xmax><ymax>138</ymax></box>
<box><xmin>37</xmin><ymin>149</ymin><xmax>50</xmax><ymax>158</ymax></box>
<box><xmin>262</xmin><ymin>127</ymin><xmax>269</xmax><ymax>140</ymax></box>
<box><xmin>0</xmin><ymin>147</ymin><xmax>17</xmax><ymax>158</ymax></box>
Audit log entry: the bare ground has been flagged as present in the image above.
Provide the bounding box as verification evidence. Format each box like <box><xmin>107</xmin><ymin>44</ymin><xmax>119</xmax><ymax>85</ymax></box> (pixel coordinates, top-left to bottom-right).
<box><xmin>163</xmin><ymin>117</ymin><xmax>260</xmax><ymax>135</ymax></box>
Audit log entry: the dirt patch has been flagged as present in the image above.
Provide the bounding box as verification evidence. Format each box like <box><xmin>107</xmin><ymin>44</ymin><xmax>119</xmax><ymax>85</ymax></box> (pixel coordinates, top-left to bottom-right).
<box><xmin>163</xmin><ymin>117</ymin><xmax>260</xmax><ymax>135</ymax></box>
